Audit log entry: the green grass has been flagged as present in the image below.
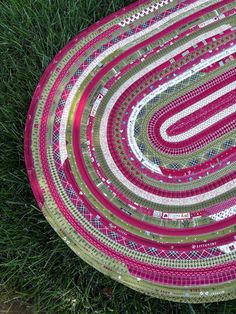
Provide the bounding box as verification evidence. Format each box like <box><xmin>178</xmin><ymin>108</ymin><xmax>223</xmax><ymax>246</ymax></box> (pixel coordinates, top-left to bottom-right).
<box><xmin>0</xmin><ymin>0</ymin><xmax>236</xmax><ymax>313</ymax></box>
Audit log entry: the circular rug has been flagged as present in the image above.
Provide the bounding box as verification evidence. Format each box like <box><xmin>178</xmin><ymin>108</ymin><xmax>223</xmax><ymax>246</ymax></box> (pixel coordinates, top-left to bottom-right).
<box><xmin>24</xmin><ymin>0</ymin><xmax>236</xmax><ymax>303</ymax></box>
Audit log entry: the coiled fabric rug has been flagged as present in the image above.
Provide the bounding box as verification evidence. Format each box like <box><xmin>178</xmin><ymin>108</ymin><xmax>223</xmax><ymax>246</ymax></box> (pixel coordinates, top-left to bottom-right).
<box><xmin>25</xmin><ymin>0</ymin><xmax>236</xmax><ymax>303</ymax></box>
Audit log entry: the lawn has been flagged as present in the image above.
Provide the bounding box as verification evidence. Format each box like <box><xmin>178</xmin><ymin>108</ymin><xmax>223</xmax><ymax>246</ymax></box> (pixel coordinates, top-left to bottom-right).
<box><xmin>0</xmin><ymin>0</ymin><xmax>236</xmax><ymax>313</ymax></box>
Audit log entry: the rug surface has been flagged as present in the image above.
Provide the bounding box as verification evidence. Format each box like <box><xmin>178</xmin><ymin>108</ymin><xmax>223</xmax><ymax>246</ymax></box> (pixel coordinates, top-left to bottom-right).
<box><xmin>24</xmin><ymin>0</ymin><xmax>236</xmax><ymax>303</ymax></box>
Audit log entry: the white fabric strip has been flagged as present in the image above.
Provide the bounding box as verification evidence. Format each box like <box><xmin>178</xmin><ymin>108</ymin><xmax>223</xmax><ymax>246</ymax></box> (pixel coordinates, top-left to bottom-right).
<box><xmin>160</xmin><ymin>84</ymin><xmax>236</xmax><ymax>142</ymax></box>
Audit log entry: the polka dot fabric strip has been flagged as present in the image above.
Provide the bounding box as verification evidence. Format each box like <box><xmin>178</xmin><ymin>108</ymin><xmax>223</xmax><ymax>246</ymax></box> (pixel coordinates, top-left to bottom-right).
<box><xmin>24</xmin><ymin>0</ymin><xmax>236</xmax><ymax>303</ymax></box>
